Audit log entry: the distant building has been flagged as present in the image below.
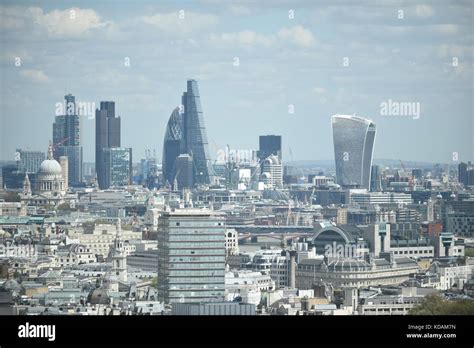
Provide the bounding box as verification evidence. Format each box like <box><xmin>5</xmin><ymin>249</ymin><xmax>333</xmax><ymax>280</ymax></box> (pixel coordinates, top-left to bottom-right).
<box><xmin>175</xmin><ymin>154</ymin><xmax>194</xmax><ymax>189</ymax></box>
<box><xmin>162</xmin><ymin>107</ymin><xmax>184</xmax><ymax>186</ymax></box>
<box><xmin>15</xmin><ymin>149</ymin><xmax>45</xmax><ymax>174</ymax></box>
<box><xmin>95</xmin><ymin>101</ymin><xmax>121</xmax><ymax>189</ymax></box>
<box><xmin>332</xmin><ymin>115</ymin><xmax>376</xmax><ymax>189</ymax></box>
<box><xmin>53</xmin><ymin>94</ymin><xmax>83</xmax><ymax>186</ymax></box>
<box><xmin>102</xmin><ymin>148</ymin><xmax>132</xmax><ymax>188</ymax></box>
<box><xmin>260</xmin><ymin>155</ymin><xmax>283</xmax><ymax>189</ymax></box>
<box><xmin>370</xmin><ymin>165</ymin><xmax>382</xmax><ymax>192</ymax></box>
<box><xmin>458</xmin><ymin>162</ymin><xmax>474</xmax><ymax>186</ymax></box>
<box><xmin>157</xmin><ymin>209</ymin><xmax>226</xmax><ymax>304</ymax></box>
<box><xmin>182</xmin><ymin>80</ymin><xmax>213</xmax><ymax>185</ymax></box>
<box><xmin>258</xmin><ymin>135</ymin><xmax>282</xmax><ymax>162</ymax></box>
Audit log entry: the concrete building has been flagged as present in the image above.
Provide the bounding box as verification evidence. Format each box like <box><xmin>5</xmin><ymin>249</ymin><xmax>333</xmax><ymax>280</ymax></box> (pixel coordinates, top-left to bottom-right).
<box><xmin>157</xmin><ymin>209</ymin><xmax>226</xmax><ymax>304</ymax></box>
<box><xmin>296</xmin><ymin>255</ymin><xmax>419</xmax><ymax>289</ymax></box>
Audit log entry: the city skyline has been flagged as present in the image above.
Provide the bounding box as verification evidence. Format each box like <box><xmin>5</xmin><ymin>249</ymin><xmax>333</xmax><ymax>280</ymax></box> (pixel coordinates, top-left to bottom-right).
<box><xmin>1</xmin><ymin>0</ymin><xmax>472</xmax><ymax>164</ymax></box>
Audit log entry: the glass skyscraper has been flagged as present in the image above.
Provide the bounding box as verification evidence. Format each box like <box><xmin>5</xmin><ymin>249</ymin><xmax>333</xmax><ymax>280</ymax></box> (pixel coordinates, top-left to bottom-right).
<box><xmin>96</xmin><ymin>101</ymin><xmax>121</xmax><ymax>189</ymax></box>
<box><xmin>332</xmin><ymin>115</ymin><xmax>376</xmax><ymax>189</ymax></box>
<box><xmin>157</xmin><ymin>209</ymin><xmax>226</xmax><ymax>304</ymax></box>
<box><xmin>15</xmin><ymin>149</ymin><xmax>45</xmax><ymax>173</ymax></box>
<box><xmin>182</xmin><ymin>80</ymin><xmax>213</xmax><ymax>185</ymax></box>
<box><xmin>102</xmin><ymin>147</ymin><xmax>132</xmax><ymax>188</ymax></box>
<box><xmin>162</xmin><ymin>107</ymin><xmax>184</xmax><ymax>186</ymax></box>
<box><xmin>52</xmin><ymin>94</ymin><xmax>83</xmax><ymax>186</ymax></box>
<box><xmin>258</xmin><ymin>135</ymin><xmax>282</xmax><ymax>162</ymax></box>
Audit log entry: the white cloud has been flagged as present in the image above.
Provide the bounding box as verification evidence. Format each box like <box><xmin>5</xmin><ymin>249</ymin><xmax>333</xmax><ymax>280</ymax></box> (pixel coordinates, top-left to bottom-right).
<box><xmin>0</xmin><ymin>6</ymin><xmax>110</xmax><ymax>38</ymax></box>
<box><xmin>142</xmin><ymin>11</ymin><xmax>218</xmax><ymax>35</ymax></box>
<box><xmin>19</xmin><ymin>69</ymin><xmax>49</xmax><ymax>82</ymax></box>
<box><xmin>414</xmin><ymin>4</ymin><xmax>435</xmax><ymax>18</ymax></box>
<box><xmin>228</xmin><ymin>5</ymin><xmax>253</xmax><ymax>16</ymax></box>
<box><xmin>210</xmin><ymin>30</ymin><xmax>275</xmax><ymax>47</ymax></box>
<box><xmin>39</xmin><ymin>7</ymin><xmax>109</xmax><ymax>38</ymax></box>
<box><xmin>277</xmin><ymin>26</ymin><xmax>316</xmax><ymax>47</ymax></box>
<box><xmin>210</xmin><ymin>26</ymin><xmax>316</xmax><ymax>48</ymax></box>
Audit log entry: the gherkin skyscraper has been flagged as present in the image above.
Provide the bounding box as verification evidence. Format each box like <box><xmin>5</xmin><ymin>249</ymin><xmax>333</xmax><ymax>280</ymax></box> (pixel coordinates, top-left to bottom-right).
<box><xmin>162</xmin><ymin>107</ymin><xmax>184</xmax><ymax>186</ymax></box>
<box><xmin>182</xmin><ymin>80</ymin><xmax>213</xmax><ymax>185</ymax></box>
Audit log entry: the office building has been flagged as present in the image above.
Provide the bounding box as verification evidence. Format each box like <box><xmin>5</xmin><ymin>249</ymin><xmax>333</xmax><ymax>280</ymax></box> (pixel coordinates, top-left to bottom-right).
<box><xmin>157</xmin><ymin>209</ymin><xmax>226</xmax><ymax>304</ymax></box>
<box><xmin>175</xmin><ymin>154</ymin><xmax>194</xmax><ymax>190</ymax></box>
<box><xmin>15</xmin><ymin>149</ymin><xmax>45</xmax><ymax>174</ymax></box>
<box><xmin>260</xmin><ymin>155</ymin><xmax>283</xmax><ymax>189</ymax></box>
<box><xmin>182</xmin><ymin>80</ymin><xmax>213</xmax><ymax>185</ymax></box>
<box><xmin>458</xmin><ymin>162</ymin><xmax>474</xmax><ymax>186</ymax></box>
<box><xmin>332</xmin><ymin>115</ymin><xmax>376</xmax><ymax>189</ymax></box>
<box><xmin>370</xmin><ymin>165</ymin><xmax>382</xmax><ymax>192</ymax></box>
<box><xmin>258</xmin><ymin>135</ymin><xmax>282</xmax><ymax>162</ymax></box>
<box><xmin>52</xmin><ymin>94</ymin><xmax>83</xmax><ymax>186</ymax></box>
<box><xmin>102</xmin><ymin>148</ymin><xmax>132</xmax><ymax>188</ymax></box>
<box><xmin>162</xmin><ymin>107</ymin><xmax>184</xmax><ymax>186</ymax></box>
<box><xmin>95</xmin><ymin>101</ymin><xmax>122</xmax><ymax>189</ymax></box>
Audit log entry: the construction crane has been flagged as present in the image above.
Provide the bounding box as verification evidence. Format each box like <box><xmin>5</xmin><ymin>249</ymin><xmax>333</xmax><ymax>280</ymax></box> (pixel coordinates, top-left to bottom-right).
<box><xmin>53</xmin><ymin>136</ymin><xmax>71</xmax><ymax>150</ymax></box>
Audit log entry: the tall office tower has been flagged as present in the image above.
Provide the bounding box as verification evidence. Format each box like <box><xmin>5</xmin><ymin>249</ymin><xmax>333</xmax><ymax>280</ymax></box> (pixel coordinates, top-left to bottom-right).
<box><xmin>102</xmin><ymin>148</ymin><xmax>132</xmax><ymax>188</ymax></box>
<box><xmin>15</xmin><ymin>149</ymin><xmax>45</xmax><ymax>173</ymax></box>
<box><xmin>162</xmin><ymin>107</ymin><xmax>184</xmax><ymax>186</ymax></box>
<box><xmin>52</xmin><ymin>94</ymin><xmax>83</xmax><ymax>186</ymax></box>
<box><xmin>332</xmin><ymin>115</ymin><xmax>376</xmax><ymax>189</ymax></box>
<box><xmin>175</xmin><ymin>154</ymin><xmax>194</xmax><ymax>190</ymax></box>
<box><xmin>257</xmin><ymin>135</ymin><xmax>282</xmax><ymax>162</ymax></box>
<box><xmin>96</xmin><ymin>101</ymin><xmax>121</xmax><ymax>189</ymax></box>
<box><xmin>59</xmin><ymin>156</ymin><xmax>69</xmax><ymax>191</ymax></box>
<box><xmin>370</xmin><ymin>165</ymin><xmax>382</xmax><ymax>192</ymax></box>
<box><xmin>182</xmin><ymin>80</ymin><xmax>213</xmax><ymax>185</ymax></box>
<box><xmin>157</xmin><ymin>209</ymin><xmax>226</xmax><ymax>304</ymax></box>
<box><xmin>458</xmin><ymin>161</ymin><xmax>474</xmax><ymax>186</ymax></box>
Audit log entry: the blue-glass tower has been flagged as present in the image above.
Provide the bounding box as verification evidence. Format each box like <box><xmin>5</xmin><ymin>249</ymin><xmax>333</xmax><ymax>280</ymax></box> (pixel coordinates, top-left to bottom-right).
<box><xmin>162</xmin><ymin>107</ymin><xmax>184</xmax><ymax>185</ymax></box>
<box><xmin>182</xmin><ymin>80</ymin><xmax>213</xmax><ymax>185</ymax></box>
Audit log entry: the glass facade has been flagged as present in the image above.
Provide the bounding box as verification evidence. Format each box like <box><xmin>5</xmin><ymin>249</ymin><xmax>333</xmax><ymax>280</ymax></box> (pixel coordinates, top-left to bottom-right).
<box><xmin>158</xmin><ymin>211</ymin><xmax>226</xmax><ymax>304</ymax></box>
<box><xmin>332</xmin><ymin>115</ymin><xmax>376</xmax><ymax>189</ymax></box>
<box><xmin>182</xmin><ymin>80</ymin><xmax>213</xmax><ymax>185</ymax></box>
<box><xmin>258</xmin><ymin>135</ymin><xmax>282</xmax><ymax>161</ymax></box>
<box><xmin>162</xmin><ymin>107</ymin><xmax>184</xmax><ymax>185</ymax></box>
<box><xmin>52</xmin><ymin>94</ymin><xmax>83</xmax><ymax>185</ymax></box>
<box><xmin>15</xmin><ymin>149</ymin><xmax>45</xmax><ymax>173</ymax></box>
<box><xmin>103</xmin><ymin>147</ymin><xmax>132</xmax><ymax>188</ymax></box>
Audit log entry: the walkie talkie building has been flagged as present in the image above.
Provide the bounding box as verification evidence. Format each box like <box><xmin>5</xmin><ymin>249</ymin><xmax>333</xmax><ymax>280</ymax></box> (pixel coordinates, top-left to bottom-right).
<box><xmin>332</xmin><ymin>114</ymin><xmax>376</xmax><ymax>189</ymax></box>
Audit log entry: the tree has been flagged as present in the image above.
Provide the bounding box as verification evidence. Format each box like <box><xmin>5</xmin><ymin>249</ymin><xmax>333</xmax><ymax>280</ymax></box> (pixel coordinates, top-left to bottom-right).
<box><xmin>410</xmin><ymin>294</ymin><xmax>474</xmax><ymax>315</ymax></box>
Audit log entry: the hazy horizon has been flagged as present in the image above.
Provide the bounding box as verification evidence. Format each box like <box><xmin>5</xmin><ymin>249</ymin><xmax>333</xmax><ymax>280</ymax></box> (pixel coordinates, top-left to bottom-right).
<box><xmin>1</xmin><ymin>0</ymin><xmax>472</xmax><ymax>164</ymax></box>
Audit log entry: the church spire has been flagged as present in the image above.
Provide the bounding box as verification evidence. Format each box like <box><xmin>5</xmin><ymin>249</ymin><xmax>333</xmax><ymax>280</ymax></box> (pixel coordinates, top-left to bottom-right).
<box><xmin>23</xmin><ymin>173</ymin><xmax>31</xmax><ymax>196</ymax></box>
<box><xmin>47</xmin><ymin>141</ymin><xmax>54</xmax><ymax>160</ymax></box>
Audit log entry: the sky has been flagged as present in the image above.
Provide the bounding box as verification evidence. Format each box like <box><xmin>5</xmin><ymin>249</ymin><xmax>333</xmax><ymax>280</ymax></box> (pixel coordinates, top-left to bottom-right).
<box><xmin>0</xmin><ymin>0</ymin><xmax>473</xmax><ymax>164</ymax></box>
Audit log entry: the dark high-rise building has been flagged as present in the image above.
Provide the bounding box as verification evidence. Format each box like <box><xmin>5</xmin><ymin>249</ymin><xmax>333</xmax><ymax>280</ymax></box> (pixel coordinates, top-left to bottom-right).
<box><xmin>258</xmin><ymin>135</ymin><xmax>282</xmax><ymax>162</ymax></box>
<box><xmin>52</xmin><ymin>94</ymin><xmax>83</xmax><ymax>186</ymax></box>
<box><xmin>162</xmin><ymin>107</ymin><xmax>184</xmax><ymax>186</ymax></box>
<box><xmin>370</xmin><ymin>165</ymin><xmax>382</xmax><ymax>192</ymax></box>
<box><xmin>96</xmin><ymin>101</ymin><xmax>121</xmax><ymax>189</ymax></box>
<box><xmin>332</xmin><ymin>114</ymin><xmax>376</xmax><ymax>189</ymax></box>
<box><xmin>182</xmin><ymin>80</ymin><xmax>213</xmax><ymax>185</ymax></box>
<box><xmin>458</xmin><ymin>161</ymin><xmax>474</xmax><ymax>186</ymax></box>
<box><xmin>175</xmin><ymin>154</ymin><xmax>194</xmax><ymax>189</ymax></box>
